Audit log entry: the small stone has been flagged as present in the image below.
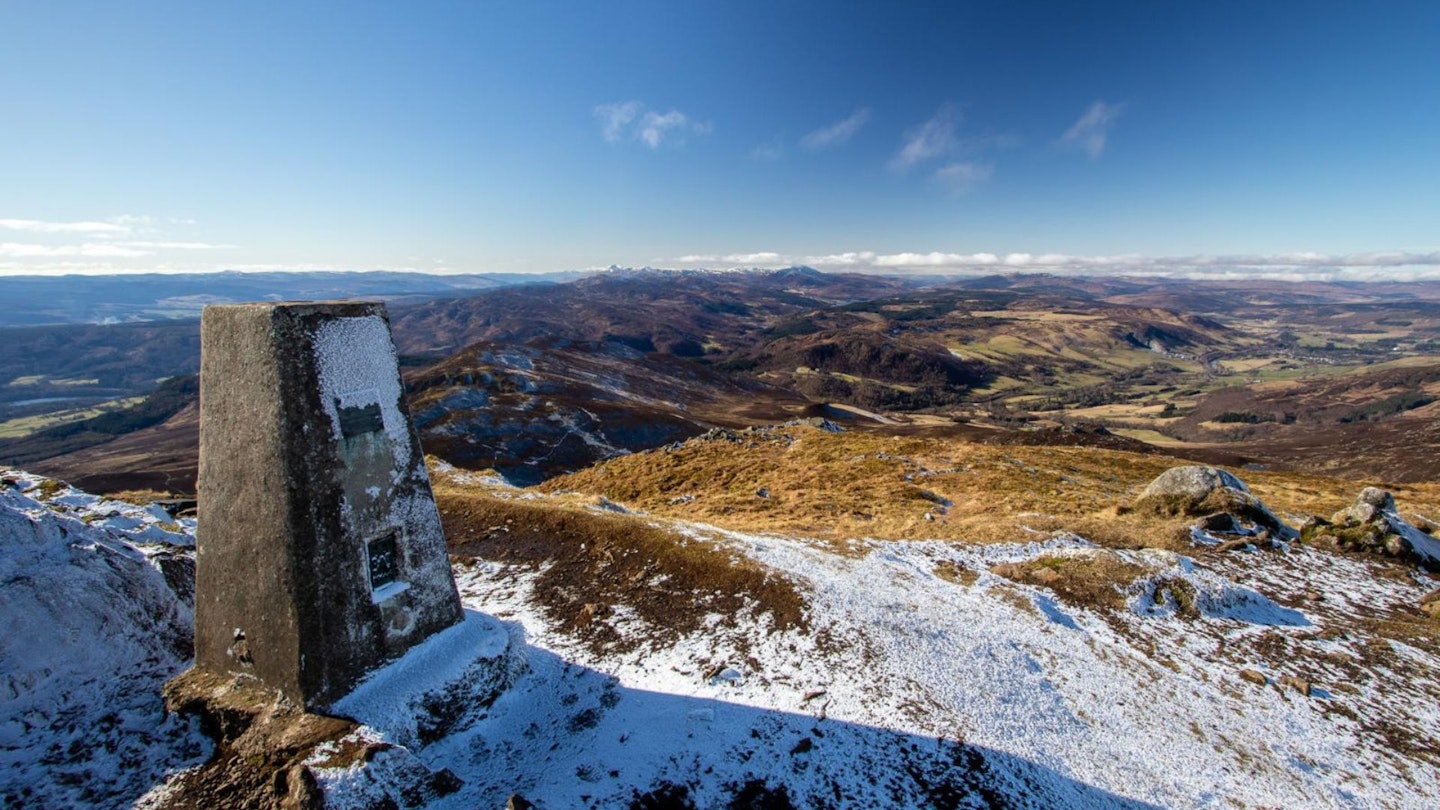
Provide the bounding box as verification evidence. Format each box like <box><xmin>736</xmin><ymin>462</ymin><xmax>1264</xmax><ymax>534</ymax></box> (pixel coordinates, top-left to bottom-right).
<box><xmin>989</xmin><ymin>563</ymin><xmax>1018</xmax><ymax>579</ymax></box>
<box><xmin>1336</xmin><ymin>487</ymin><xmax>1397</xmax><ymax>526</ymax></box>
<box><xmin>708</xmin><ymin>666</ymin><xmax>743</xmax><ymax>686</ymax></box>
<box><xmin>429</xmin><ymin>768</ymin><xmax>462</xmax><ymax>797</ymax></box>
<box><xmin>801</xmin><ymin>689</ymin><xmax>827</xmax><ymax>704</ymax></box>
<box><xmin>1420</xmin><ymin>589</ymin><xmax>1440</xmax><ymax>618</ymax></box>
<box><xmin>1279</xmin><ymin>675</ymin><xmax>1312</xmax><ymax>697</ymax></box>
<box><xmin>790</xmin><ymin>737</ymin><xmax>814</xmax><ymax>755</ymax></box>
<box><xmin>1031</xmin><ymin>568</ymin><xmax>1062</xmax><ymax>586</ymax></box>
<box><xmin>1358</xmin><ymin>487</ymin><xmax>1397</xmax><ymax>511</ymax></box>
<box><xmin>1304</xmin><ymin>591</ymin><xmax>1323</xmax><ymax>602</ymax></box>
<box><xmin>577</xmin><ymin>603</ymin><xmax>609</xmax><ymax>625</ymax></box>
<box><xmin>1238</xmin><ymin>668</ymin><xmax>1268</xmax><ymax>686</ymax></box>
<box><xmin>1383</xmin><ymin>534</ymin><xmax>1410</xmax><ymax>557</ymax></box>
<box><xmin>278</xmin><ymin>764</ymin><xmax>322</xmax><ymax>810</ymax></box>
<box><xmin>507</xmin><ymin>794</ymin><xmax>536</xmax><ymax>810</ymax></box>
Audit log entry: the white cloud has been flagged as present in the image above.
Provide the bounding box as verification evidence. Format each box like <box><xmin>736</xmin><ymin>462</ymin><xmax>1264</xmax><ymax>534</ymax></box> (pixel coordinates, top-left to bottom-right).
<box><xmin>0</xmin><ymin>242</ymin><xmax>152</xmax><ymax>258</ymax></box>
<box><xmin>660</xmin><ymin>248</ymin><xmax>1440</xmax><ymax>280</ymax></box>
<box><xmin>639</xmin><ymin>110</ymin><xmax>689</xmax><ymax>148</ymax></box>
<box><xmin>675</xmin><ymin>252</ymin><xmax>787</xmax><ymax>265</ymax></box>
<box><xmin>891</xmin><ymin>103</ymin><xmax>961</xmax><ymax>171</ymax></box>
<box><xmin>801</xmin><ymin>108</ymin><xmax>871</xmax><ymax>150</ymax></box>
<box><xmin>595</xmin><ymin>101</ymin><xmax>709</xmax><ymax>149</ymax></box>
<box><xmin>113</xmin><ymin>241</ymin><xmax>236</xmax><ymax>250</ymax></box>
<box><xmin>1060</xmin><ymin>101</ymin><xmax>1125</xmax><ymax>159</ymax></box>
<box><xmin>0</xmin><ymin>215</ymin><xmax>234</xmax><ymax>268</ymax></box>
<box><xmin>0</xmin><ymin>218</ymin><xmax>130</xmax><ymax>234</ymax></box>
<box><xmin>932</xmin><ymin>162</ymin><xmax>993</xmax><ymax>195</ymax></box>
<box><xmin>594</xmin><ymin>101</ymin><xmax>642</xmax><ymax>142</ymax></box>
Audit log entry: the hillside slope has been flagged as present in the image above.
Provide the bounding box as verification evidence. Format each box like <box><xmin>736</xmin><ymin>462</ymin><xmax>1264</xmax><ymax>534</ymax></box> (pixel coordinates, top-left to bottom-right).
<box><xmin>424</xmin><ymin>445</ymin><xmax>1440</xmax><ymax>808</ymax></box>
<box><xmin>406</xmin><ymin>338</ymin><xmax>809</xmax><ymax>484</ymax></box>
<box><xmin>0</xmin><ymin>472</ymin><xmax>204</xmax><ymax>808</ymax></box>
<box><xmin>5</xmin><ymin>445</ymin><xmax>1440</xmax><ymax>807</ymax></box>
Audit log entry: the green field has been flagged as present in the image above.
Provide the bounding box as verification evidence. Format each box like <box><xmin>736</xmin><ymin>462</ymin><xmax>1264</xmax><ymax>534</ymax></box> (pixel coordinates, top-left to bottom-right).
<box><xmin>0</xmin><ymin>397</ymin><xmax>144</xmax><ymax>439</ymax></box>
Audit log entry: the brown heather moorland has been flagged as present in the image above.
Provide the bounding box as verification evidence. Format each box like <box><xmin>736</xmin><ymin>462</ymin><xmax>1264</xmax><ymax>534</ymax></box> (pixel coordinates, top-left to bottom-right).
<box><xmin>534</xmin><ymin>424</ymin><xmax>1440</xmax><ymax>552</ymax></box>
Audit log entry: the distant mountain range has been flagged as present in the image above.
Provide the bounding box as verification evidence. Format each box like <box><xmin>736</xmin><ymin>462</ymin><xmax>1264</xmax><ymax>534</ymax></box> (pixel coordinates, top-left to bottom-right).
<box><xmin>9</xmin><ymin>268</ymin><xmax>1440</xmax><ymax>492</ymax></box>
<box><xmin>0</xmin><ymin>269</ymin><xmax>590</xmax><ymax>327</ymax></box>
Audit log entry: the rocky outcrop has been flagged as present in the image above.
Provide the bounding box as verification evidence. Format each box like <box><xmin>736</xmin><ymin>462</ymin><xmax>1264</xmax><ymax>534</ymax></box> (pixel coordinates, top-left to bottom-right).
<box><xmin>1135</xmin><ymin>465</ymin><xmax>1293</xmax><ymax>540</ymax></box>
<box><xmin>157</xmin><ymin>669</ymin><xmax>463</xmax><ymax>810</ymax></box>
<box><xmin>157</xmin><ymin>670</ymin><xmax>354</xmax><ymax>810</ymax></box>
<box><xmin>1300</xmin><ymin>487</ymin><xmax>1440</xmax><ymax>570</ymax></box>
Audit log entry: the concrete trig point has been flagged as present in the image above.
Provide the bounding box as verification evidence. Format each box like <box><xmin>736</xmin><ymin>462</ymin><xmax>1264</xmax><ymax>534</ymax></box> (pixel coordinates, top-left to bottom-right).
<box><xmin>194</xmin><ymin>301</ymin><xmax>463</xmax><ymax>711</ymax></box>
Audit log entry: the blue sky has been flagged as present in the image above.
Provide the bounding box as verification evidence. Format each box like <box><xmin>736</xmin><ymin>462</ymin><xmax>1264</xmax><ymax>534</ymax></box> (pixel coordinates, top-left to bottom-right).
<box><xmin>2</xmin><ymin>1</ymin><xmax>1438</xmax><ymax>278</ymax></box>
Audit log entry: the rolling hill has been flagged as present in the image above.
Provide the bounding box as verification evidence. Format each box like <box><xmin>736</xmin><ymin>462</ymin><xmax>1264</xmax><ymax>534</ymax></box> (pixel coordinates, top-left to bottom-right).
<box><xmin>10</xmin><ymin>270</ymin><xmax>1440</xmax><ymax>494</ymax></box>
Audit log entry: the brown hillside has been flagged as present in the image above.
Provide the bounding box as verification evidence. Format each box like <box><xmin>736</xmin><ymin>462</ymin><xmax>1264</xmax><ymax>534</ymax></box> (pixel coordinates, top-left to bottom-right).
<box><xmin>540</xmin><ymin>425</ymin><xmax>1440</xmax><ymax>549</ymax></box>
<box><xmin>388</xmin><ymin>269</ymin><xmax>911</xmax><ymax>358</ymax></box>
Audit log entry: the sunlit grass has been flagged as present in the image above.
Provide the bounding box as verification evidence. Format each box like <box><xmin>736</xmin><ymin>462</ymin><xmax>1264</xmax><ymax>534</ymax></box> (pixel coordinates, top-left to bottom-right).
<box><xmin>0</xmin><ymin>396</ymin><xmax>144</xmax><ymax>439</ymax></box>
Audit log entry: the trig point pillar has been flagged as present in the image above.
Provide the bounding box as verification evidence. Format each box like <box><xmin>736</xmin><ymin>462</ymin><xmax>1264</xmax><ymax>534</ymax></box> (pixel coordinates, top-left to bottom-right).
<box><xmin>194</xmin><ymin>301</ymin><xmax>463</xmax><ymax>711</ymax></box>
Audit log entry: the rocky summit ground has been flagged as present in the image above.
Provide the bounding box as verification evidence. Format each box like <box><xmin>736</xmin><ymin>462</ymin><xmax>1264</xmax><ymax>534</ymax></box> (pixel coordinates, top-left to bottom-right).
<box><xmin>5</xmin><ymin>429</ymin><xmax>1440</xmax><ymax>807</ymax></box>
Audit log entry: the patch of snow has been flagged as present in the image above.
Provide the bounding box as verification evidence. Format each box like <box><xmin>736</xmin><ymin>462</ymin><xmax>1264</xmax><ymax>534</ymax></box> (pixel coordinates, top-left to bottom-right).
<box><xmin>330</xmin><ymin>611</ymin><xmax>521</xmax><ymax>749</ymax></box>
<box><xmin>439</xmin><ymin>508</ymin><xmax>1440</xmax><ymax>809</ymax></box>
<box><xmin>0</xmin><ymin>472</ymin><xmax>207</xmax><ymax>808</ymax></box>
<box><xmin>1387</xmin><ymin>507</ymin><xmax>1440</xmax><ymax>565</ymax></box>
<box><xmin>8</xmin><ymin>470</ymin><xmax>1439</xmax><ymax>808</ymax></box>
<box><xmin>312</xmin><ymin>314</ymin><xmax>413</xmax><ymax>467</ymax></box>
<box><xmin>1126</xmin><ymin>552</ymin><xmax>1312</xmax><ymax>626</ymax></box>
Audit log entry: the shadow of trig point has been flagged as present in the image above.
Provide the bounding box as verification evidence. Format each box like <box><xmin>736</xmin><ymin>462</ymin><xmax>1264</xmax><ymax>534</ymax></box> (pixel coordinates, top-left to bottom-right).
<box><xmin>192</xmin><ymin>301</ymin><xmax>464</xmax><ymax>711</ymax></box>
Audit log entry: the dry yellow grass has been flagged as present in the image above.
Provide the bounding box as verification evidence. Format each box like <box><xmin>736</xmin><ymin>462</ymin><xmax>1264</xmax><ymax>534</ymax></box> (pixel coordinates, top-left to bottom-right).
<box><xmin>103</xmin><ymin>488</ymin><xmax>183</xmax><ymax>504</ymax></box>
<box><xmin>536</xmin><ymin>425</ymin><xmax>1440</xmax><ymax>552</ymax></box>
<box><xmin>991</xmin><ymin>553</ymin><xmax>1150</xmax><ymax>613</ymax></box>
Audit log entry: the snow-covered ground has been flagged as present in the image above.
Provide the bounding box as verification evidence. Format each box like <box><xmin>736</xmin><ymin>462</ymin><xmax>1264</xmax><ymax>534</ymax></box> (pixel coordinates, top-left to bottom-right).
<box><xmin>4</xmin><ymin>472</ymin><xmax>1438</xmax><ymax>808</ymax></box>
<box><xmin>426</xmin><ymin>517</ymin><xmax>1440</xmax><ymax>809</ymax></box>
<box><xmin>0</xmin><ymin>472</ymin><xmax>206</xmax><ymax>809</ymax></box>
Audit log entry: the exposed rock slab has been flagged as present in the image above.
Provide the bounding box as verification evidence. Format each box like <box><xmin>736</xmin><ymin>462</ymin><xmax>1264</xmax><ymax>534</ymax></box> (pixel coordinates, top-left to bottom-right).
<box><xmin>1135</xmin><ymin>465</ymin><xmax>1293</xmax><ymax>539</ymax></box>
<box><xmin>1302</xmin><ymin>487</ymin><xmax>1440</xmax><ymax>569</ymax></box>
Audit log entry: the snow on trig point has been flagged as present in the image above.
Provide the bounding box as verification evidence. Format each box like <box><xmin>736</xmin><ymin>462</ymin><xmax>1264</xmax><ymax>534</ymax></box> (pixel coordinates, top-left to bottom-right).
<box><xmin>193</xmin><ymin>301</ymin><xmax>463</xmax><ymax>711</ymax></box>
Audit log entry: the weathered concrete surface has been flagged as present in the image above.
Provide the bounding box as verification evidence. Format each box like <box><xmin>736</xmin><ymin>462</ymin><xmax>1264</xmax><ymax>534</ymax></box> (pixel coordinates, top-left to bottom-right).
<box><xmin>193</xmin><ymin>302</ymin><xmax>462</xmax><ymax>711</ymax></box>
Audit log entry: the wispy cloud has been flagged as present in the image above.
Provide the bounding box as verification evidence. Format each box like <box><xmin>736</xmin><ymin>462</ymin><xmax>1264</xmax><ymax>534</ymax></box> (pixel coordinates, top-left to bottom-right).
<box><xmin>662</xmin><ymin>249</ymin><xmax>1440</xmax><ymax>281</ymax></box>
<box><xmin>801</xmin><ymin>108</ymin><xmax>871</xmax><ymax>150</ymax></box>
<box><xmin>109</xmin><ymin>215</ymin><xmax>197</xmax><ymax>228</ymax></box>
<box><xmin>594</xmin><ymin>101</ymin><xmax>642</xmax><ymax>142</ymax></box>
<box><xmin>0</xmin><ymin>215</ymin><xmax>233</xmax><ymax>265</ymax></box>
<box><xmin>594</xmin><ymin>101</ymin><xmax>709</xmax><ymax>149</ymax></box>
<box><xmin>639</xmin><ymin>110</ymin><xmax>688</xmax><ymax>148</ymax></box>
<box><xmin>0</xmin><ymin>242</ymin><xmax>151</xmax><ymax>258</ymax></box>
<box><xmin>1060</xmin><ymin>101</ymin><xmax>1125</xmax><ymax>159</ymax></box>
<box><xmin>932</xmin><ymin>162</ymin><xmax>993</xmax><ymax>195</ymax></box>
<box><xmin>890</xmin><ymin>103</ymin><xmax>961</xmax><ymax>171</ymax></box>
<box><xmin>113</xmin><ymin>241</ymin><xmax>236</xmax><ymax>250</ymax></box>
<box><xmin>0</xmin><ymin>218</ymin><xmax>130</xmax><ymax>234</ymax></box>
<box><xmin>748</xmin><ymin>136</ymin><xmax>785</xmax><ymax>162</ymax></box>
<box><xmin>675</xmin><ymin>251</ymin><xmax>787</xmax><ymax>265</ymax></box>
